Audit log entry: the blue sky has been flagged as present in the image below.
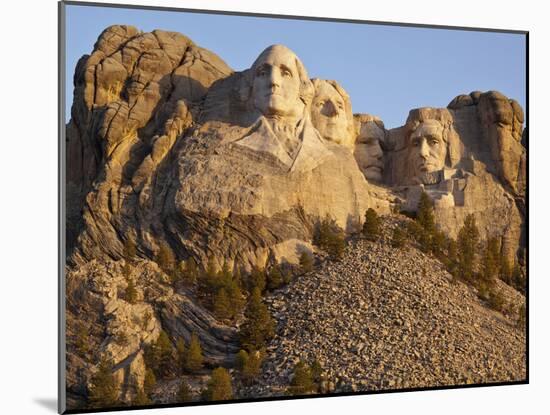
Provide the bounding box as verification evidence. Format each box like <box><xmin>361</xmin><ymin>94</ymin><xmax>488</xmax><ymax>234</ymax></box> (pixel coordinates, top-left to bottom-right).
<box><xmin>65</xmin><ymin>4</ymin><xmax>526</xmax><ymax>129</ymax></box>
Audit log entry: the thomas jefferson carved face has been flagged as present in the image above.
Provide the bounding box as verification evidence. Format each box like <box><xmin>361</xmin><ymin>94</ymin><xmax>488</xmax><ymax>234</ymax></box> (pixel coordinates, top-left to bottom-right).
<box><xmin>408</xmin><ymin>119</ymin><xmax>446</xmax><ymax>177</ymax></box>
<box><xmin>354</xmin><ymin>122</ymin><xmax>385</xmax><ymax>182</ymax></box>
<box><xmin>251</xmin><ymin>45</ymin><xmax>302</xmax><ymax>119</ymax></box>
<box><xmin>311</xmin><ymin>81</ymin><xmax>353</xmax><ymax>146</ymax></box>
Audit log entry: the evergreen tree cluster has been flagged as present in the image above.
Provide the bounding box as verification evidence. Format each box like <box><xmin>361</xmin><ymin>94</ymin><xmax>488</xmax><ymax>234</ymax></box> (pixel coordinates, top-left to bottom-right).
<box><xmin>87</xmin><ymin>358</ymin><xmax>119</xmax><ymax>408</ymax></box>
<box><xmin>362</xmin><ymin>208</ymin><xmax>381</xmax><ymax>241</ymax></box>
<box><xmin>313</xmin><ymin>216</ymin><xmax>346</xmax><ymax>260</ymax></box>
<box><xmin>174</xmin><ymin>258</ymin><xmax>200</xmax><ymax>286</ymax></box>
<box><xmin>144</xmin><ymin>330</ymin><xmax>204</xmax><ymax>380</ymax></box>
<box><xmin>239</xmin><ymin>287</ymin><xmax>276</xmax><ymax>352</ymax></box>
<box><xmin>392</xmin><ymin>192</ymin><xmax>526</xmax><ymax>315</ymax></box>
<box><xmin>203</xmin><ymin>367</ymin><xmax>233</xmax><ymax>401</ymax></box>
<box><xmin>406</xmin><ymin>192</ymin><xmax>447</xmax><ymax>256</ymax></box>
<box><xmin>235</xmin><ymin>349</ymin><xmax>264</xmax><ymax>385</ymax></box>
<box><xmin>199</xmin><ymin>261</ymin><xmax>245</xmax><ymax>321</ymax></box>
<box><xmin>155</xmin><ymin>241</ymin><xmax>176</xmax><ymax>274</ymax></box>
<box><xmin>287</xmin><ymin>359</ymin><xmax>324</xmax><ymax>396</ymax></box>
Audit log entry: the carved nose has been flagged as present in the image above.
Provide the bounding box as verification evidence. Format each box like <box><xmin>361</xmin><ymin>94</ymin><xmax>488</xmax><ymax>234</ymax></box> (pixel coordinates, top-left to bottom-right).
<box><xmin>372</xmin><ymin>142</ymin><xmax>383</xmax><ymax>158</ymax></box>
<box><xmin>419</xmin><ymin>140</ymin><xmax>430</xmax><ymax>158</ymax></box>
<box><xmin>269</xmin><ymin>71</ymin><xmax>281</xmax><ymax>88</ymax></box>
<box><xmin>324</xmin><ymin>100</ymin><xmax>338</xmax><ymax>117</ymax></box>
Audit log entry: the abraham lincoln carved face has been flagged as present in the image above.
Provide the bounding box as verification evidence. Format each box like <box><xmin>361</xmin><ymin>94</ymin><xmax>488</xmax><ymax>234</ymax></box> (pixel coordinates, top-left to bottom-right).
<box><xmin>408</xmin><ymin>119</ymin><xmax>447</xmax><ymax>177</ymax></box>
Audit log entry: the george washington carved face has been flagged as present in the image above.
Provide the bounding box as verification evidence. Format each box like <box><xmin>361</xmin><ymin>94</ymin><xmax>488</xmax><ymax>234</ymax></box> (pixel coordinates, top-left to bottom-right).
<box><xmin>251</xmin><ymin>45</ymin><xmax>304</xmax><ymax>120</ymax></box>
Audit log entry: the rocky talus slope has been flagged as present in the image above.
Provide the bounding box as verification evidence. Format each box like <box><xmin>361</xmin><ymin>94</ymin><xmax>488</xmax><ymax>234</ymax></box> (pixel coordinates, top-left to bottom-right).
<box><xmin>240</xmin><ymin>218</ymin><xmax>526</xmax><ymax>397</ymax></box>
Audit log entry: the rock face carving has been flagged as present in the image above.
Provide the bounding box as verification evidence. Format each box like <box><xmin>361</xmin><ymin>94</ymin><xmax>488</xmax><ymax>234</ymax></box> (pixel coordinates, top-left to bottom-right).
<box><xmin>65</xmin><ymin>26</ymin><xmax>527</xmax><ymax>406</ymax></box>
<box><xmin>404</xmin><ymin>108</ymin><xmax>461</xmax><ymax>184</ymax></box>
<box><xmin>233</xmin><ymin>45</ymin><xmax>333</xmax><ymax>173</ymax></box>
<box><xmin>353</xmin><ymin>114</ymin><xmax>386</xmax><ymax>182</ymax></box>
<box><xmin>311</xmin><ymin>79</ymin><xmax>355</xmax><ymax>148</ymax></box>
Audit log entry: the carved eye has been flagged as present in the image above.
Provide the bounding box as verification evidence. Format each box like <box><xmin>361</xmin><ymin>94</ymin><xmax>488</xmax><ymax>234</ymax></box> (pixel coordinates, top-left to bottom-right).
<box><xmin>429</xmin><ymin>138</ymin><xmax>439</xmax><ymax>146</ymax></box>
<box><xmin>282</xmin><ymin>69</ymin><xmax>293</xmax><ymax>77</ymax></box>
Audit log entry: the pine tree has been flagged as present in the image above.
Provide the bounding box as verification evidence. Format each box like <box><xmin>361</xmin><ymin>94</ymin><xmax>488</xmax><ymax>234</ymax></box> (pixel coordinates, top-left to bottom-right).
<box><xmin>282</xmin><ymin>267</ymin><xmax>292</xmax><ymax>285</ymax></box>
<box><xmin>235</xmin><ymin>349</ymin><xmax>249</xmax><ymax>371</ymax></box>
<box><xmin>416</xmin><ymin>191</ymin><xmax>435</xmax><ymax>234</ymax></box>
<box><xmin>313</xmin><ymin>216</ymin><xmax>346</xmax><ymax>260</ymax></box>
<box><xmin>156</xmin><ymin>241</ymin><xmax>176</xmax><ymax>273</ymax></box>
<box><xmin>203</xmin><ymin>367</ymin><xmax>233</xmax><ymax>401</ymax></box>
<box><xmin>176</xmin><ymin>337</ymin><xmax>186</xmax><ymax>374</ymax></box>
<box><xmin>430</xmin><ymin>229</ymin><xmax>446</xmax><ymax>257</ymax></box>
<box><xmin>363</xmin><ymin>208</ymin><xmax>381</xmax><ymax>241</ymax></box>
<box><xmin>236</xmin><ymin>349</ymin><xmax>263</xmax><ymax>385</ymax></box>
<box><xmin>481</xmin><ymin>241</ymin><xmax>498</xmax><ymax>283</ymax></box>
<box><xmin>457</xmin><ymin>214</ymin><xmax>479</xmax><ymax>280</ymax></box>
<box><xmin>445</xmin><ymin>237</ymin><xmax>459</xmax><ymax>278</ymax></box>
<box><xmin>184</xmin><ymin>333</ymin><xmax>204</xmax><ymax>373</ymax></box>
<box><xmin>267</xmin><ymin>265</ymin><xmax>283</xmax><ymax>290</ymax></box>
<box><xmin>227</xmin><ymin>280</ymin><xmax>245</xmax><ymax>319</ymax></box>
<box><xmin>299</xmin><ymin>251</ymin><xmax>314</xmax><ymax>274</ymax></box>
<box><xmin>500</xmin><ymin>256</ymin><xmax>512</xmax><ymax>284</ymax></box>
<box><xmin>326</xmin><ymin>230</ymin><xmax>346</xmax><ymax>261</ymax></box>
<box><xmin>122</xmin><ymin>260</ymin><xmax>133</xmax><ymax>279</ymax></box>
<box><xmin>310</xmin><ymin>359</ymin><xmax>323</xmax><ymax>385</ymax></box>
<box><xmin>178</xmin><ymin>380</ymin><xmax>192</xmax><ymax>402</ymax></box>
<box><xmin>214</xmin><ymin>288</ymin><xmax>231</xmax><ymax>320</ymax></box>
<box><xmin>239</xmin><ymin>287</ymin><xmax>275</xmax><ymax>351</ymax></box>
<box><xmin>182</xmin><ymin>258</ymin><xmax>199</xmax><ymax>285</ymax></box>
<box><xmin>287</xmin><ymin>361</ymin><xmax>316</xmax><ymax>396</ymax></box>
<box><xmin>88</xmin><ymin>357</ymin><xmax>119</xmax><ymax>408</ymax></box>
<box><xmin>75</xmin><ymin>322</ymin><xmax>89</xmax><ymax>356</ymax></box>
<box><xmin>406</xmin><ymin>220</ymin><xmax>424</xmax><ymax>242</ymax></box>
<box><xmin>219</xmin><ymin>261</ymin><xmax>232</xmax><ymax>283</ymax></box>
<box><xmin>125</xmin><ymin>278</ymin><xmax>138</xmax><ymax>304</ymax></box>
<box><xmin>199</xmin><ymin>258</ymin><xmax>221</xmax><ymax>296</ymax></box>
<box><xmin>153</xmin><ymin>330</ymin><xmax>174</xmax><ymax>378</ymax></box>
<box><xmin>123</xmin><ymin>238</ymin><xmax>137</xmax><ymax>261</ymax></box>
<box><xmin>391</xmin><ymin>226</ymin><xmax>406</xmax><ymax>248</ymax></box>
<box><xmin>313</xmin><ymin>217</ymin><xmax>332</xmax><ymax>248</ymax></box>
<box><xmin>247</xmin><ymin>267</ymin><xmax>266</xmax><ymax>293</ymax></box>
<box><xmin>143</xmin><ymin>368</ymin><xmax>156</xmax><ymax>398</ymax></box>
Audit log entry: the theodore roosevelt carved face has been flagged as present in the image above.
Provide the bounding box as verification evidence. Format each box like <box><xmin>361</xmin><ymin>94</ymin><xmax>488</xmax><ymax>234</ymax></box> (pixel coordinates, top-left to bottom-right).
<box><xmin>354</xmin><ymin>120</ymin><xmax>385</xmax><ymax>182</ymax></box>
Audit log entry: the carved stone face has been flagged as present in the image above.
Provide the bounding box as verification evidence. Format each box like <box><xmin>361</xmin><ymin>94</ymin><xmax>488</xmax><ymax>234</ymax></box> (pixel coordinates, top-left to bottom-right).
<box><xmin>409</xmin><ymin>120</ymin><xmax>446</xmax><ymax>177</ymax></box>
<box><xmin>311</xmin><ymin>81</ymin><xmax>352</xmax><ymax>146</ymax></box>
<box><xmin>251</xmin><ymin>46</ymin><xmax>302</xmax><ymax>119</ymax></box>
<box><xmin>354</xmin><ymin>122</ymin><xmax>385</xmax><ymax>182</ymax></box>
